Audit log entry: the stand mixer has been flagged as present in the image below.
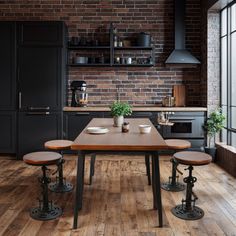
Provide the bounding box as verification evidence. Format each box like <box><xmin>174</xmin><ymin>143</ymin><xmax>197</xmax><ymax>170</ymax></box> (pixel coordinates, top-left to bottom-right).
<box><xmin>70</xmin><ymin>80</ymin><xmax>88</xmax><ymax>107</ymax></box>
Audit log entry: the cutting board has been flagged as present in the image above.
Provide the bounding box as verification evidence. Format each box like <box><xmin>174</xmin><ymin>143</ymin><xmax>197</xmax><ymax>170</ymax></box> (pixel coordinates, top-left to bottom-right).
<box><xmin>173</xmin><ymin>85</ymin><xmax>186</xmax><ymax>107</ymax></box>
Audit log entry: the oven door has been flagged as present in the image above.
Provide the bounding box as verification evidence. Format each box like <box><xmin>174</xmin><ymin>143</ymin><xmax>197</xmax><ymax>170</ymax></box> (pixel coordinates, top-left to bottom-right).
<box><xmin>162</xmin><ymin>117</ymin><xmax>204</xmax><ymax>139</ymax></box>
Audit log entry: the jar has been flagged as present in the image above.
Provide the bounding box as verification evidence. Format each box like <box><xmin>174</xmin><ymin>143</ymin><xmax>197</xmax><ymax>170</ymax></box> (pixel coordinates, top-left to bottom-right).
<box><xmin>122</xmin><ymin>122</ymin><xmax>130</xmax><ymax>133</ymax></box>
<box><xmin>115</xmin><ymin>57</ymin><xmax>120</xmax><ymax>64</ymax></box>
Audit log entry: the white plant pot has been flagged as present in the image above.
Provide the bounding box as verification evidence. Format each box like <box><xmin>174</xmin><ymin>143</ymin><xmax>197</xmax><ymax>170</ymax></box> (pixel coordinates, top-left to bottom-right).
<box><xmin>113</xmin><ymin>116</ymin><xmax>124</xmax><ymax>127</ymax></box>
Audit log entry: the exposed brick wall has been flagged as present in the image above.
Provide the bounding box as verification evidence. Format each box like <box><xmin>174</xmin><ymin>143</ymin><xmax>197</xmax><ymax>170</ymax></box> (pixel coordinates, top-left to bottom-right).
<box><xmin>207</xmin><ymin>11</ymin><xmax>220</xmax><ymax>113</ymax></box>
<box><xmin>0</xmin><ymin>0</ymin><xmax>202</xmax><ymax>106</ymax></box>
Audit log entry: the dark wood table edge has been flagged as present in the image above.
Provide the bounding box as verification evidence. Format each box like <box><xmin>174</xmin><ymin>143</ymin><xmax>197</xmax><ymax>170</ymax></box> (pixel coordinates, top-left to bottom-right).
<box><xmin>72</xmin><ymin>150</ymin><xmax>163</xmax><ymax>229</ymax></box>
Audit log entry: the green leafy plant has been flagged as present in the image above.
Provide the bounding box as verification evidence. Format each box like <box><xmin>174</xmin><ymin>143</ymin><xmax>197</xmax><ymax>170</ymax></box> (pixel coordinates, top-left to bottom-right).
<box><xmin>205</xmin><ymin>108</ymin><xmax>226</xmax><ymax>148</ymax></box>
<box><xmin>110</xmin><ymin>101</ymin><xmax>132</xmax><ymax>117</ymax></box>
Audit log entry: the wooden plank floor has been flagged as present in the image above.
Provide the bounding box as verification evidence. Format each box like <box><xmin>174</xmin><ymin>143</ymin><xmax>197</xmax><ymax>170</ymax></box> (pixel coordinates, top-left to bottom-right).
<box><xmin>0</xmin><ymin>155</ymin><xmax>236</xmax><ymax>236</ymax></box>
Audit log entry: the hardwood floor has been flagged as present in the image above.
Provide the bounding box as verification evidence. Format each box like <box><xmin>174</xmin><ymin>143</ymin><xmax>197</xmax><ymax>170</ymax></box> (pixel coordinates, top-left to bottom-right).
<box><xmin>0</xmin><ymin>155</ymin><xmax>236</xmax><ymax>236</ymax></box>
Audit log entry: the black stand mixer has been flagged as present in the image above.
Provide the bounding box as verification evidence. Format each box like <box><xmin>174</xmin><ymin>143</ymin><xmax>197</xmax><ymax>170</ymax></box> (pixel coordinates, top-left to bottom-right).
<box><xmin>70</xmin><ymin>80</ymin><xmax>88</xmax><ymax>107</ymax></box>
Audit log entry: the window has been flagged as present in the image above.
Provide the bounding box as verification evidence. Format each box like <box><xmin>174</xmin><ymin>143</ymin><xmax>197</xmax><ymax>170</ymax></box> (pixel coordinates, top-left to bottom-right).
<box><xmin>220</xmin><ymin>1</ymin><xmax>236</xmax><ymax>146</ymax></box>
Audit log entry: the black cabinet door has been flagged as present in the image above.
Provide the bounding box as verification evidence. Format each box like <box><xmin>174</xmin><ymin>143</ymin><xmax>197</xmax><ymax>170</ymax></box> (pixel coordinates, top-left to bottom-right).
<box><xmin>18</xmin><ymin>21</ymin><xmax>64</xmax><ymax>46</ymax></box>
<box><xmin>18</xmin><ymin>112</ymin><xmax>62</xmax><ymax>158</ymax></box>
<box><xmin>18</xmin><ymin>47</ymin><xmax>62</xmax><ymax>111</ymax></box>
<box><xmin>0</xmin><ymin>112</ymin><xmax>16</xmax><ymax>153</ymax></box>
<box><xmin>0</xmin><ymin>22</ymin><xmax>16</xmax><ymax>110</ymax></box>
<box><xmin>63</xmin><ymin>112</ymin><xmax>103</xmax><ymax>141</ymax></box>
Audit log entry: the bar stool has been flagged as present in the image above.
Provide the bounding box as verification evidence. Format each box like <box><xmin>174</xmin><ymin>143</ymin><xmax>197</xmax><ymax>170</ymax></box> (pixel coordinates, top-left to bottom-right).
<box><xmin>44</xmin><ymin>140</ymin><xmax>74</xmax><ymax>193</ymax></box>
<box><xmin>23</xmin><ymin>151</ymin><xmax>63</xmax><ymax>220</ymax></box>
<box><xmin>171</xmin><ymin>151</ymin><xmax>212</xmax><ymax>220</ymax></box>
<box><xmin>161</xmin><ymin>139</ymin><xmax>191</xmax><ymax>192</ymax></box>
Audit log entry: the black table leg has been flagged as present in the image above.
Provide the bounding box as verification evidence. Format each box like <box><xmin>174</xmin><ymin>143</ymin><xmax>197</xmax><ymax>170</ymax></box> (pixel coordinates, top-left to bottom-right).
<box><xmin>152</xmin><ymin>152</ymin><xmax>163</xmax><ymax>227</ymax></box>
<box><xmin>145</xmin><ymin>154</ymin><xmax>151</xmax><ymax>185</ymax></box>
<box><xmin>73</xmin><ymin>151</ymin><xmax>85</xmax><ymax>229</ymax></box>
<box><xmin>89</xmin><ymin>154</ymin><xmax>96</xmax><ymax>185</ymax></box>
<box><xmin>152</xmin><ymin>155</ymin><xmax>157</xmax><ymax>210</ymax></box>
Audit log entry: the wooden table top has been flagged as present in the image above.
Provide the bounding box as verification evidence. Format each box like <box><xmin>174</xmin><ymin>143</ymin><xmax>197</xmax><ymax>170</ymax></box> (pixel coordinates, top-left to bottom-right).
<box><xmin>71</xmin><ymin>118</ymin><xmax>168</xmax><ymax>151</ymax></box>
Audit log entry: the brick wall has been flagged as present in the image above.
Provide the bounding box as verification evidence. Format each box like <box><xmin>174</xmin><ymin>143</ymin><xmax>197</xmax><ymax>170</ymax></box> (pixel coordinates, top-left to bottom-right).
<box><xmin>0</xmin><ymin>0</ymin><xmax>202</xmax><ymax>106</ymax></box>
<box><xmin>200</xmin><ymin>0</ymin><xmax>208</xmax><ymax>107</ymax></box>
<box><xmin>207</xmin><ymin>11</ymin><xmax>220</xmax><ymax>113</ymax></box>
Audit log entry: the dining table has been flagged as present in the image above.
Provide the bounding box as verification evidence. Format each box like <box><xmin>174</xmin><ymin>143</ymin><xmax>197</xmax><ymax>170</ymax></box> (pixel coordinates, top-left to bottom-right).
<box><xmin>71</xmin><ymin>118</ymin><xmax>168</xmax><ymax>229</ymax></box>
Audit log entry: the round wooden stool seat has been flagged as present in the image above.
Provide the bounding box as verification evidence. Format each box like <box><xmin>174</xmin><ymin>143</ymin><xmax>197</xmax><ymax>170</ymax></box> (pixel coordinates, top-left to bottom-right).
<box><xmin>44</xmin><ymin>140</ymin><xmax>73</xmax><ymax>150</ymax></box>
<box><xmin>165</xmin><ymin>139</ymin><xmax>191</xmax><ymax>150</ymax></box>
<box><xmin>174</xmin><ymin>151</ymin><xmax>212</xmax><ymax>166</ymax></box>
<box><xmin>23</xmin><ymin>151</ymin><xmax>62</xmax><ymax>166</ymax></box>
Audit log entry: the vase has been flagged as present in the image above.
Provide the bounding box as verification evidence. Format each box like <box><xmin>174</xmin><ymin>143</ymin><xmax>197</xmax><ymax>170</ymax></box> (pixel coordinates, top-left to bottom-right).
<box><xmin>204</xmin><ymin>147</ymin><xmax>217</xmax><ymax>162</ymax></box>
<box><xmin>113</xmin><ymin>116</ymin><xmax>124</xmax><ymax>127</ymax></box>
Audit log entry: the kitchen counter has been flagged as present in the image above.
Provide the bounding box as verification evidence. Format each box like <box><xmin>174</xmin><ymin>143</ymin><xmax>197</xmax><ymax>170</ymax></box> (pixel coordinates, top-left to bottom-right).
<box><xmin>63</xmin><ymin>106</ymin><xmax>207</xmax><ymax>112</ymax></box>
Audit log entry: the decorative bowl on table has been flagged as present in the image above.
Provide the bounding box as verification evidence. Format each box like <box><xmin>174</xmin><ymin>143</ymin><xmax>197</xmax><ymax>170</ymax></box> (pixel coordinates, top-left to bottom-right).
<box><xmin>139</xmin><ymin>125</ymin><xmax>151</xmax><ymax>134</ymax></box>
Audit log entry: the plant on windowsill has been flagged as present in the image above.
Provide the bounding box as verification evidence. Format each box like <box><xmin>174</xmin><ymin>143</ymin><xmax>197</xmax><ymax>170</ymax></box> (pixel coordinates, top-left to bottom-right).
<box><xmin>204</xmin><ymin>108</ymin><xmax>226</xmax><ymax>161</ymax></box>
<box><xmin>110</xmin><ymin>101</ymin><xmax>132</xmax><ymax>127</ymax></box>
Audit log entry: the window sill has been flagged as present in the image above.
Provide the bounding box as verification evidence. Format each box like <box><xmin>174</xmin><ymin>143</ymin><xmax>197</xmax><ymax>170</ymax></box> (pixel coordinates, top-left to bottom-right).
<box><xmin>216</xmin><ymin>142</ymin><xmax>236</xmax><ymax>154</ymax></box>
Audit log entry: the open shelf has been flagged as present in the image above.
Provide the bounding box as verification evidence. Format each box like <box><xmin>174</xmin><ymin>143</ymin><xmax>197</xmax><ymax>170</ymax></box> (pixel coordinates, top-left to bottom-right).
<box><xmin>114</xmin><ymin>46</ymin><xmax>153</xmax><ymax>50</ymax></box>
<box><xmin>112</xmin><ymin>63</ymin><xmax>154</xmax><ymax>67</ymax></box>
<box><xmin>68</xmin><ymin>46</ymin><xmax>110</xmax><ymax>50</ymax></box>
<box><xmin>68</xmin><ymin>63</ymin><xmax>111</xmax><ymax>67</ymax></box>
<box><xmin>68</xmin><ymin>63</ymin><xmax>154</xmax><ymax>67</ymax></box>
<box><xmin>67</xmin><ymin>23</ymin><xmax>155</xmax><ymax>68</ymax></box>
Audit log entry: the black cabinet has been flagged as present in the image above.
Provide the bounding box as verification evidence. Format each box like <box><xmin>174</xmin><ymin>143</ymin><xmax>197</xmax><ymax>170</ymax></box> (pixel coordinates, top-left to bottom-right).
<box><xmin>18</xmin><ymin>21</ymin><xmax>64</xmax><ymax>46</ymax></box>
<box><xmin>0</xmin><ymin>21</ymin><xmax>66</xmax><ymax>157</ymax></box>
<box><xmin>18</xmin><ymin>47</ymin><xmax>62</xmax><ymax>111</ymax></box>
<box><xmin>17</xmin><ymin>21</ymin><xmax>66</xmax><ymax>158</ymax></box>
<box><xmin>63</xmin><ymin>112</ymin><xmax>103</xmax><ymax>141</ymax></box>
<box><xmin>0</xmin><ymin>112</ymin><xmax>16</xmax><ymax>153</ymax></box>
<box><xmin>0</xmin><ymin>22</ymin><xmax>16</xmax><ymax>110</ymax></box>
<box><xmin>0</xmin><ymin>22</ymin><xmax>16</xmax><ymax>154</ymax></box>
<box><xmin>18</xmin><ymin>112</ymin><xmax>62</xmax><ymax>158</ymax></box>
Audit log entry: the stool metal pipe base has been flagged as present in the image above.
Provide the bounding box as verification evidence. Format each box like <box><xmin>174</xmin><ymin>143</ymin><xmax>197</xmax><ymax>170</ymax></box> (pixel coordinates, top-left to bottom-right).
<box><xmin>30</xmin><ymin>166</ymin><xmax>62</xmax><ymax>221</ymax></box>
<box><xmin>161</xmin><ymin>158</ymin><xmax>185</xmax><ymax>192</ymax></box>
<box><xmin>49</xmin><ymin>158</ymin><xmax>73</xmax><ymax>193</ymax></box>
<box><xmin>171</xmin><ymin>165</ymin><xmax>204</xmax><ymax>220</ymax></box>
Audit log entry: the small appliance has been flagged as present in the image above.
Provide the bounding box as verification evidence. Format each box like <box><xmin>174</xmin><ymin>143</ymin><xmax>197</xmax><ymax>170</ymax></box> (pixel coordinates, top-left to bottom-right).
<box><xmin>70</xmin><ymin>80</ymin><xmax>88</xmax><ymax>107</ymax></box>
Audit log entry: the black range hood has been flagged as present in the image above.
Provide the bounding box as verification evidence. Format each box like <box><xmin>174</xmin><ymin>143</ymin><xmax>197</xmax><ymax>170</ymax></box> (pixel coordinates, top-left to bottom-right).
<box><xmin>165</xmin><ymin>0</ymin><xmax>200</xmax><ymax>65</ymax></box>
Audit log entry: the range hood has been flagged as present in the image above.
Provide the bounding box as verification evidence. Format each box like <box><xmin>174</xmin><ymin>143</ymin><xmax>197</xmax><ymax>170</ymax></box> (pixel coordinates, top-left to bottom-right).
<box><xmin>165</xmin><ymin>0</ymin><xmax>200</xmax><ymax>65</ymax></box>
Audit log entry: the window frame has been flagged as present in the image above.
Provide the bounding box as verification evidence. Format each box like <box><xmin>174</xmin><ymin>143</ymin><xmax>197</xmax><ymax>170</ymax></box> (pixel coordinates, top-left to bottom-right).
<box><xmin>220</xmin><ymin>1</ymin><xmax>236</xmax><ymax>146</ymax></box>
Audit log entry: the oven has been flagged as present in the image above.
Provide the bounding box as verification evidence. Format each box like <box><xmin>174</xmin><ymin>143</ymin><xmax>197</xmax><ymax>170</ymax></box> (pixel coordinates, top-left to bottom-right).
<box><xmin>162</xmin><ymin>113</ymin><xmax>205</xmax><ymax>139</ymax></box>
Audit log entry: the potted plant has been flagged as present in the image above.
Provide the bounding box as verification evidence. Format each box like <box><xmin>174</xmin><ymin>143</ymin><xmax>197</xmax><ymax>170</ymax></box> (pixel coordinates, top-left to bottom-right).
<box><xmin>110</xmin><ymin>101</ymin><xmax>132</xmax><ymax>127</ymax></box>
<box><xmin>204</xmin><ymin>108</ymin><xmax>225</xmax><ymax>161</ymax></box>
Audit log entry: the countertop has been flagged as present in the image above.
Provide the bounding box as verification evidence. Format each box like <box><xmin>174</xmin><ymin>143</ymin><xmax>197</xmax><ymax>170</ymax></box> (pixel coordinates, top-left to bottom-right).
<box><xmin>63</xmin><ymin>106</ymin><xmax>207</xmax><ymax>112</ymax></box>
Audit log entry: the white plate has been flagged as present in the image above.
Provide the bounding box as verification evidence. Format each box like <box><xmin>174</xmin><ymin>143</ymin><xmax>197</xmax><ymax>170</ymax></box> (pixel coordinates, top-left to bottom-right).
<box><xmin>86</xmin><ymin>127</ymin><xmax>109</xmax><ymax>134</ymax></box>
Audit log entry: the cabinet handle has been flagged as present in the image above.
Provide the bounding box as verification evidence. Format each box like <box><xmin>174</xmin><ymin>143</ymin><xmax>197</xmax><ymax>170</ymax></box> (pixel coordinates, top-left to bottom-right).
<box><xmin>19</xmin><ymin>92</ymin><xmax>22</xmax><ymax>109</ymax></box>
<box><xmin>75</xmin><ymin>112</ymin><xmax>90</xmax><ymax>116</ymax></box>
<box><xmin>27</xmin><ymin>112</ymin><xmax>50</xmax><ymax>115</ymax></box>
<box><xmin>28</xmin><ymin>107</ymin><xmax>50</xmax><ymax>111</ymax></box>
